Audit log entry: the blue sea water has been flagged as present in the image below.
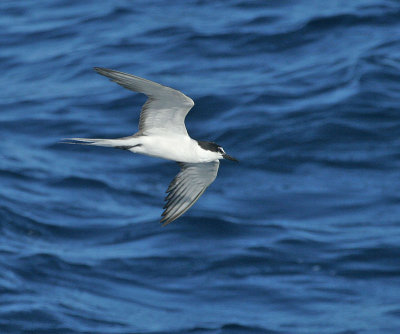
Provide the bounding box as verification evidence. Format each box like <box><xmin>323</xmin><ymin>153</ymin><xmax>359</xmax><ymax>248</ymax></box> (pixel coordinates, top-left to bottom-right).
<box><xmin>1</xmin><ymin>0</ymin><xmax>400</xmax><ymax>333</ymax></box>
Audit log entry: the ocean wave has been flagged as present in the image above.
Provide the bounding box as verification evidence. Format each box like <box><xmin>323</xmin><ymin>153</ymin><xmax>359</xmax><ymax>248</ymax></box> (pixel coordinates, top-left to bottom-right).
<box><xmin>1</xmin><ymin>0</ymin><xmax>400</xmax><ymax>332</ymax></box>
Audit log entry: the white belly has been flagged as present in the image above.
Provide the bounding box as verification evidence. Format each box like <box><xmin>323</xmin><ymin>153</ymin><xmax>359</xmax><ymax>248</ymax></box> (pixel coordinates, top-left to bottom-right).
<box><xmin>130</xmin><ymin>135</ymin><xmax>201</xmax><ymax>163</ymax></box>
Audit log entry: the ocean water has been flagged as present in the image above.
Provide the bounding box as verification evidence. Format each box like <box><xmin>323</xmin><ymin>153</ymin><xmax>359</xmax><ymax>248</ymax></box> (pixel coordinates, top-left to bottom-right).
<box><xmin>1</xmin><ymin>1</ymin><xmax>400</xmax><ymax>333</ymax></box>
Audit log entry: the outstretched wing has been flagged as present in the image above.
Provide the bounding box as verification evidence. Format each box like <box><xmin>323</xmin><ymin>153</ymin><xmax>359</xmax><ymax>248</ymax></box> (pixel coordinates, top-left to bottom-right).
<box><xmin>94</xmin><ymin>67</ymin><xmax>194</xmax><ymax>136</ymax></box>
<box><xmin>161</xmin><ymin>161</ymin><xmax>220</xmax><ymax>226</ymax></box>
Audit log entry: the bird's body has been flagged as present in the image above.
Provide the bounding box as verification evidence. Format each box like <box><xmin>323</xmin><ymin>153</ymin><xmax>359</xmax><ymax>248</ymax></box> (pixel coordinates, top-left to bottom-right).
<box><xmin>65</xmin><ymin>68</ymin><xmax>237</xmax><ymax>225</ymax></box>
<box><xmin>128</xmin><ymin>134</ymin><xmax>221</xmax><ymax>163</ymax></box>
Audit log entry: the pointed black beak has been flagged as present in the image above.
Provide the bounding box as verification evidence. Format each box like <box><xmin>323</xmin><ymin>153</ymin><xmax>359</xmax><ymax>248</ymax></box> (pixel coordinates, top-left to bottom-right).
<box><xmin>223</xmin><ymin>153</ymin><xmax>239</xmax><ymax>162</ymax></box>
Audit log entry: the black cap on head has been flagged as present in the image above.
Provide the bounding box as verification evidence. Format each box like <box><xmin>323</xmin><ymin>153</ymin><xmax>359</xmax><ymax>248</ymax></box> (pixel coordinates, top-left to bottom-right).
<box><xmin>197</xmin><ymin>141</ymin><xmax>220</xmax><ymax>152</ymax></box>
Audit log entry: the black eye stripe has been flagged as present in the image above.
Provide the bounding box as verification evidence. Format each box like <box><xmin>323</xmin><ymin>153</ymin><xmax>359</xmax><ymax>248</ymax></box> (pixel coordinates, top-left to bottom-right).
<box><xmin>197</xmin><ymin>141</ymin><xmax>225</xmax><ymax>154</ymax></box>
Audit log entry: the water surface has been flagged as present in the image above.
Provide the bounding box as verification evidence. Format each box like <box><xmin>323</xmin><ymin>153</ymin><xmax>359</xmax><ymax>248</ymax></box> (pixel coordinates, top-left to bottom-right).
<box><xmin>1</xmin><ymin>1</ymin><xmax>400</xmax><ymax>333</ymax></box>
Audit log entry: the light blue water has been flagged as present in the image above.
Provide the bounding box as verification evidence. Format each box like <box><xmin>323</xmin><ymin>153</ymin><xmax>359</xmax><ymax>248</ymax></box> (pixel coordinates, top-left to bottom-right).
<box><xmin>1</xmin><ymin>1</ymin><xmax>400</xmax><ymax>333</ymax></box>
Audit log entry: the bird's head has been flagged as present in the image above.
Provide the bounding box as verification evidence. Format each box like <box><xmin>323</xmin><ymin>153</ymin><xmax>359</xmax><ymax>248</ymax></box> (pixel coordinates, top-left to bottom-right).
<box><xmin>216</xmin><ymin>145</ymin><xmax>238</xmax><ymax>162</ymax></box>
<box><xmin>197</xmin><ymin>141</ymin><xmax>238</xmax><ymax>162</ymax></box>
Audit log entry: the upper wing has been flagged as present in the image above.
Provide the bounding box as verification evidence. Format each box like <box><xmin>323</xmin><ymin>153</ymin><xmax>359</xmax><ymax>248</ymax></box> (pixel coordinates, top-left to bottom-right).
<box><xmin>94</xmin><ymin>67</ymin><xmax>194</xmax><ymax>136</ymax></box>
<box><xmin>161</xmin><ymin>161</ymin><xmax>220</xmax><ymax>226</ymax></box>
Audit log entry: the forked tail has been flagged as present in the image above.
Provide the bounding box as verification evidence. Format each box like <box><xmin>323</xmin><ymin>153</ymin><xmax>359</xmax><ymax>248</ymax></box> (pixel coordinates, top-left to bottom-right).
<box><xmin>61</xmin><ymin>137</ymin><xmax>138</xmax><ymax>150</ymax></box>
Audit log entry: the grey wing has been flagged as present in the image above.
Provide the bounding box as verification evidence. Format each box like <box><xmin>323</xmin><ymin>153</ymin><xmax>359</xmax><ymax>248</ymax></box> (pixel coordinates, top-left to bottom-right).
<box><xmin>94</xmin><ymin>67</ymin><xmax>194</xmax><ymax>136</ymax></box>
<box><xmin>161</xmin><ymin>161</ymin><xmax>220</xmax><ymax>226</ymax></box>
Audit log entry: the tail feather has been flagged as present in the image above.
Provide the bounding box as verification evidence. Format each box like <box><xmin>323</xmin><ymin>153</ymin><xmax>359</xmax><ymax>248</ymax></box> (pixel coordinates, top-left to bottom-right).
<box><xmin>61</xmin><ymin>138</ymin><xmax>122</xmax><ymax>147</ymax></box>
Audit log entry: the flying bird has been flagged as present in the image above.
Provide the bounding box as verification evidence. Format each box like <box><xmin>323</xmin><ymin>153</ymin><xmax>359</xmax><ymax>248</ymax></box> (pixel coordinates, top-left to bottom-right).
<box><xmin>65</xmin><ymin>68</ymin><xmax>237</xmax><ymax>226</ymax></box>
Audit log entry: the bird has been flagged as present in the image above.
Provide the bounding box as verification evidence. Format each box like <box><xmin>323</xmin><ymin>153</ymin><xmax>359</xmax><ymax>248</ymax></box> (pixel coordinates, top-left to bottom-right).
<box><xmin>64</xmin><ymin>68</ymin><xmax>238</xmax><ymax>226</ymax></box>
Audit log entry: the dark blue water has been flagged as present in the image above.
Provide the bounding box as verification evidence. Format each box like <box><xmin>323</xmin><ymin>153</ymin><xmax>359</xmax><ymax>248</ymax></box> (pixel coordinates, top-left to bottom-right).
<box><xmin>1</xmin><ymin>1</ymin><xmax>400</xmax><ymax>333</ymax></box>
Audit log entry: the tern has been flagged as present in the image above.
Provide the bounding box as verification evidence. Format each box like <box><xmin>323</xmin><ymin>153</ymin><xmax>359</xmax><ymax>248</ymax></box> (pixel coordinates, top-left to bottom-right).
<box><xmin>65</xmin><ymin>68</ymin><xmax>238</xmax><ymax>226</ymax></box>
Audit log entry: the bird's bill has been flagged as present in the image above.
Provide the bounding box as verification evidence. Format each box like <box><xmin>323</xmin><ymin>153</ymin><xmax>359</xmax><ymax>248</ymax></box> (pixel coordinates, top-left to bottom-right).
<box><xmin>223</xmin><ymin>153</ymin><xmax>238</xmax><ymax>162</ymax></box>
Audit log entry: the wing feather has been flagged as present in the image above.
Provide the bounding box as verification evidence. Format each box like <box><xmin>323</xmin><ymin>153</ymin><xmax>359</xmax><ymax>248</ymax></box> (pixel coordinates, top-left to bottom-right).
<box><xmin>94</xmin><ymin>67</ymin><xmax>194</xmax><ymax>135</ymax></box>
<box><xmin>161</xmin><ymin>161</ymin><xmax>220</xmax><ymax>226</ymax></box>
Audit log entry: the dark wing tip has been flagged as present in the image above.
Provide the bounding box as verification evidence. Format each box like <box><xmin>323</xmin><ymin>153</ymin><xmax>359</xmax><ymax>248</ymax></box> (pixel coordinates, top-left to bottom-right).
<box><xmin>94</xmin><ymin>67</ymin><xmax>112</xmax><ymax>76</ymax></box>
<box><xmin>160</xmin><ymin>216</ymin><xmax>173</xmax><ymax>227</ymax></box>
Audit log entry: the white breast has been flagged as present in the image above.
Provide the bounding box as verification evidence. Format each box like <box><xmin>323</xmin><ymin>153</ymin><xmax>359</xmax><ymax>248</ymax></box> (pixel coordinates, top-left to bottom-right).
<box><xmin>130</xmin><ymin>135</ymin><xmax>218</xmax><ymax>163</ymax></box>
